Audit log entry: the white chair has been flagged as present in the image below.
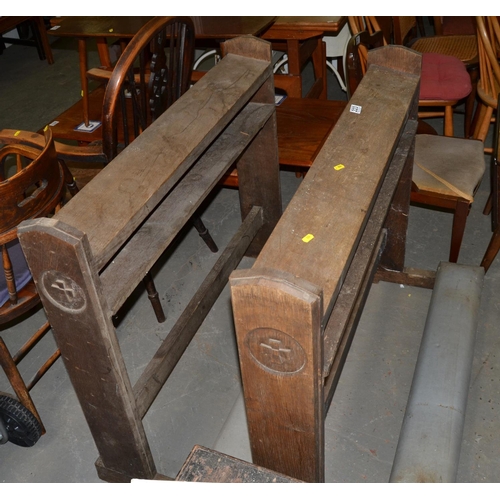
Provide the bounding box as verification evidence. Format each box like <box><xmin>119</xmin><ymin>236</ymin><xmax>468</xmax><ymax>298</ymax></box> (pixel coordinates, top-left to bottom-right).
<box><xmin>323</xmin><ymin>22</ymin><xmax>352</xmax><ymax>92</ymax></box>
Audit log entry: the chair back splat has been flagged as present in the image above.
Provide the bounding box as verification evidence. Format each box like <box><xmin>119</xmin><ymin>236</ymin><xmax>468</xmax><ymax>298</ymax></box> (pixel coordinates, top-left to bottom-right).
<box><xmin>473</xmin><ymin>17</ymin><xmax>500</xmax><ymax>144</ymax></box>
<box><xmin>102</xmin><ymin>17</ymin><xmax>195</xmax><ymax>161</ymax></box>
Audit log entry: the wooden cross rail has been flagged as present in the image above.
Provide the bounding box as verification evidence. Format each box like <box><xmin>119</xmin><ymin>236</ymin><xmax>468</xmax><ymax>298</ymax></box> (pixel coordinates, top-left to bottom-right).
<box><xmin>229</xmin><ymin>46</ymin><xmax>421</xmax><ymax>482</ymax></box>
<box><xmin>17</xmin><ymin>35</ymin><xmax>282</xmax><ymax>483</ymax></box>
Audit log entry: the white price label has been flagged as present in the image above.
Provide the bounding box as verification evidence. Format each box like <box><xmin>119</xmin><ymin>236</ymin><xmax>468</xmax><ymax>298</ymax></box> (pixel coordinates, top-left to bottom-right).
<box><xmin>350</xmin><ymin>104</ymin><xmax>362</xmax><ymax>114</ymax></box>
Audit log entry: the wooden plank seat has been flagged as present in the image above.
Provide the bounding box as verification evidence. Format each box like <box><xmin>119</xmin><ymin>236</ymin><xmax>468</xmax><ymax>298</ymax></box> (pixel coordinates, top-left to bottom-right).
<box><xmin>17</xmin><ymin>36</ymin><xmax>282</xmax><ymax>483</ymax></box>
<box><xmin>229</xmin><ymin>45</ymin><xmax>421</xmax><ymax>482</ymax></box>
<box><xmin>47</xmin><ymin>87</ymin><xmax>347</xmax><ymax>188</ymax></box>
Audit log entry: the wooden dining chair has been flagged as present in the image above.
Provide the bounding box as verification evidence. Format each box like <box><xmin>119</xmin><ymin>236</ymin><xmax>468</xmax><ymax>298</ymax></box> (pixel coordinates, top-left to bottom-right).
<box><xmin>347</xmin><ymin>32</ymin><xmax>486</xmax><ymax>263</ymax></box>
<box><xmin>0</xmin><ymin>128</ymin><xmax>67</xmax><ymax>446</ymax></box>
<box><xmin>480</xmin><ymin>101</ymin><xmax>500</xmax><ymax>272</ymax></box>
<box><xmin>393</xmin><ymin>16</ymin><xmax>478</xmax><ymax>138</ymax></box>
<box><xmin>472</xmin><ymin>17</ymin><xmax>500</xmax><ymax>149</ymax></box>
<box><xmin>47</xmin><ymin>17</ymin><xmax>219</xmax><ymax>323</ymax></box>
<box><xmin>362</xmin><ymin>16</ymin><xmax>471</xmax><ymax>138</ymax></box>
<box><xmin>433</xmin><ymin>16</ymin><xmax>476</xmax><ymax>36</ymax></box>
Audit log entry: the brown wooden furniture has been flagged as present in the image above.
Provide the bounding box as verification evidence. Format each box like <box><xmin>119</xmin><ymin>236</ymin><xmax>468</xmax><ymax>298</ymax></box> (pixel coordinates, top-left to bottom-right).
<box><xmin>434</xmin><ymin>16</ymin><xmax>476</xmax><ymax>36</ymax></box>
<box><xmin>391</xmin><ymin>16</ymin><xmax>476</xmax><ymax>137</ymax></box>
<box><xmin>221</xmin><ymin>96</ymin><xmax>347</xmax><ymax>186</ymax></box>
<box><xmin>50</xmin><ymin>17</ymin><xmax>220</xmax><ymax>323</ymax></box>
<box><xmin>0</xmin><ymin>16</ymin><xmax>53</xmax><ymax>64</ymax></box>
<box><xmin>481</xmin><ymin>104</ymin><xmax>500</xmax><ymax>271</ymax></box>
<box><xmin>261</xmin><ymin>16</ymin><xmax>346</xmax><ymax>99</ymax></box>
<box><xmin>411</xmin><ymin>134</ymin><xmax>486</xmax><ymax>263</ymax></box>
<box><xmin>18</xmin><ymin>35</ymin><xmax>282</xmax><ymax>482</ymax></box>
<box><xmin>48</xmin><ymin>16</ymin><xmax>276</xmax><ymax>126</ymax></box>
<box><xmin>0</xmin><ymin>129</ymin><xmax>66</xmax><ymax>445</ymax></box>
<box><xmin>230</xmin><ymin>45</ymin><xmax>421</xmax><ymax>482</ymax></box>
<box><xmin>472</xmin><ymin>17</ymin><xmax>500</xmax><ymax>149</ymax></box>
<box><xmin>276</xmin><ymin>97</ymin><xmax>347</xmax><ymax>170</ymax></box>
<box><xmin>347</xmin><ymin>29</ymin><xmax>486</xmax><ymax>264</ymax></box>
<box><xmin>176</xmin><ymin>445</ymin><xmax>303</xmax><ymax>483</ymax></box>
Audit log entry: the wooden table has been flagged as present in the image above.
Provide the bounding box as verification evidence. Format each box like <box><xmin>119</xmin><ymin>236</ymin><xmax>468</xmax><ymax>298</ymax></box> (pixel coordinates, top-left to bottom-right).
<box><xmin>261</xmin><ymin>16</ymin><xmax>347</xmax><ymax>99</ymax></box>
<box><xmin>1</xmin><ymin>16</ymin><xmax>53</xmax><ymax>64</ymax></box>
<box><xmin>48</xmin><ymin>16</ymin><xmax>276</xmax><ymax>125</ymax></box>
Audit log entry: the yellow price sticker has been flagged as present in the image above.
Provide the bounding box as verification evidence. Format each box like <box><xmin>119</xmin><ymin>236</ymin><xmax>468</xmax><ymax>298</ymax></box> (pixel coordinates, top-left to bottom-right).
<box><xmin>43</xmin><ymin>125</ymin><xmax>48</xmax><ymax>132</ymax></box>
<box><xmin>81</xmin><ymin>90</ymin><xmax>84</xmax><ymax>97</ymax></box>
<box><xmin>302</xmin><ymin>234</ymin><xmax>314</xmax><ymax>243</ymax></box>
<box><xmin>109</xmin><ymin>28</ymin><xmax>114</xmax><ymax>32</ymax></box>
<box><xmin>14</xmin><ymin>130</ymin><xmax>21</xmax><ymax>136</ymax></box>
<box><xmin>334</xmin><ymin>164</ymin><xmax>345</xmax><ymax>171</ymax></box>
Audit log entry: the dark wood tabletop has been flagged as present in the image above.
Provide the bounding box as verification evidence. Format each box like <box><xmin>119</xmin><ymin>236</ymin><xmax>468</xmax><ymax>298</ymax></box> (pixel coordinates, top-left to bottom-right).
<box><xmin>262</xmin><ymin>16</ymin><xmax>347</xmax><ymax>39</ymax></box>
<box><xmin>48</xmin><ymin>16</ymin><xmax>276</xmax><ymax>39</ymax></box>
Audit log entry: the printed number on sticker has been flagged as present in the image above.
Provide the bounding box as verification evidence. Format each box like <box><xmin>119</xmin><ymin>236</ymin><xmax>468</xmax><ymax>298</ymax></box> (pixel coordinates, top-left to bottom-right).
<box><xmin>350</xmin><ymin>104</ymin><xmax>362</xmax><ymax>114</ymax></box>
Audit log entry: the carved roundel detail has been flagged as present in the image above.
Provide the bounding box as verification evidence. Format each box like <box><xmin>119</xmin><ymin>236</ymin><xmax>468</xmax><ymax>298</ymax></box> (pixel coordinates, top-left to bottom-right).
<box><xmin>246</xmin><ymin>328</ymin><xmax>306</xmax><ymax>375</ymax></box>
<box><xmin>40</xmin><ymin>270</ymin><xmax>87</xmax><ymax>313</ymax></box>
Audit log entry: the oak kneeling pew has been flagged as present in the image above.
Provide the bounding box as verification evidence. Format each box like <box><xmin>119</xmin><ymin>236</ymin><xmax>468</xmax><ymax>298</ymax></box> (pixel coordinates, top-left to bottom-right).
<box><xmin>230</xmin><ymin>45</ymin><xmax>422</xmax><ymax>482</ymax></box>
<box><xmin>17</xmin><ymin>36</ymin><xmax>282</xmax><ymax>482</ymax></box>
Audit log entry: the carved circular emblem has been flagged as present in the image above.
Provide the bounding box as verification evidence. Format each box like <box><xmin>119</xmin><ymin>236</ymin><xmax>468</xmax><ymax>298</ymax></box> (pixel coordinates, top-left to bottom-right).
<box><xmin>246</xmin><ymin>328</ymin><xmax>306</xmax><ymax>375</ymax></box>
<box><xmin>40</xmin><ymin>270</ymin><xmax>87</xmax><ymax>313</ymax></box>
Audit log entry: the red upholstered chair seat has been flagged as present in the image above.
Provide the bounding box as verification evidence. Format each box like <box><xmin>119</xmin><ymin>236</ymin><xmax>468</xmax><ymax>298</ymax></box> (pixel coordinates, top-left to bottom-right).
<box><xmin>420</xmin><ymin>53</ymin><xmax>472</xmax><ymax>101</ymax></box>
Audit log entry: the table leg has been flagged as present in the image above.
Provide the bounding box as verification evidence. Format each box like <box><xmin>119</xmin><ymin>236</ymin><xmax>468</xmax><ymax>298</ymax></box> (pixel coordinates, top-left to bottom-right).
<box><xmin>78</xmin><ymin>38</ymin><xmax>89</xmax><ymax>127</ymax></box>
<box><xmin>310</xmin><ymin>39</ymin><xmax>327</xmax><ymax>99</ymax></box>
<box><xmin>96</xmin><ymin>36</ymin><xmax>111</xmax><ymax>67</ymax></box>
<box><xmin>34</xmin><ymin>17</ymin><xmax>54</xmax><ymax>65</ymax></box>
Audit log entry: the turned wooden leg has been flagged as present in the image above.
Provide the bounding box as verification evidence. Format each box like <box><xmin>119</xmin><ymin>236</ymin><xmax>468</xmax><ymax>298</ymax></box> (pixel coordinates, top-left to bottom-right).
<box><xmin>0</xmin><ymin>337</ymin><xmax>45</xmax><ymax>432</ymax></box>
<box><xmin>444</xmin><ymin>105</ymin><xmax>454</xmax><ymax>137</ymax></box>
<box><xmin>143</xmin><ymin>272</ymin><xmax>166</xmax><ymax>323</ymax></box>
<box><xmin>192</xmin><ymin>216</ymin><xmax>218</xmax><ymax>253</ymax></box>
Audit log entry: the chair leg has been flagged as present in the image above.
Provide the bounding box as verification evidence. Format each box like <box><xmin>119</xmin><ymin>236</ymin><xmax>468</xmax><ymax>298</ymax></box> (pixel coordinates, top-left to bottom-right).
<box><xmin>193</xmin><ymin>216</ymin><xmax>218</xmax><ymax>253</ymax></box>
<box><xmin>59</xmin><ymin>159</ymin><xmax>79</xmax><ymax>197</ymax></box>
<box><xmin>449</xmin><ymin>198</ymin><xmax>470</xmax><ymax>263</ymax></box>
<box><xmin>444</xmin><ymin>105</ymin><xmax>454</xmax><ymax>137</ymax></box>
<box><xmin>481</xmin><ymin>229</ymin><xmax>500</xmax><ymax>272</ymax></box>
<box><xmin>143</xmin><ymin>272</ymin><xmax>166</xmax><ymax>323</ymax></box>
<box><xmin>0</xmin><ymin>337</ymin><xmax>45</xmax><ymax>433</ymax></box>
<box><xmin>474</xmin><ymin>105</ymin><xmax>494</xmax><ymax>143</ymax></box>
<box><xmin>484</xmin><ymin>194</ymin><xmax>492</xmax><ymax>216</ymax></box>
<box><xmin>464</xmin><ymin>68</ymin><xmax>478</xmax><ymax>138</ymax></box>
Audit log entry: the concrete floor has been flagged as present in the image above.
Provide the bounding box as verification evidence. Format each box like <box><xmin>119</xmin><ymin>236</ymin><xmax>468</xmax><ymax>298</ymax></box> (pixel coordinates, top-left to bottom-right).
<box><xmin>1</xmin><ymin>22</ymin><xmax>500</xmax><ymax>485</ymax></box>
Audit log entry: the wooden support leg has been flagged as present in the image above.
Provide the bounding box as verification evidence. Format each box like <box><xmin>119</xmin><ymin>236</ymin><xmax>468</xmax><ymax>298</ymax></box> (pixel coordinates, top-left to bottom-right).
<box><xmin>230</xmin><ymin>269</ymin><xmax>324</xmax><ymax>482</ymax></box>
<box><xmin>444</xmin><ymin>105</ymin><xmax>454</xmax><ymax>137</ymax></box>
<box><xmin>34</xmin><ymin>17</ymin><xmax>54</xmax><ymax>65</ymax></box>
<box><xmin>474</xmin><ymin>105</ymin><xmax>493</xmax><ymax>143</ymax></box>
<box><xmin>310</xmin><ymin>39</ymin><xmax>327</xmax><ymax>99</ymax></box>
<box><xmin>464</xmin><ymin>68</ymin><xmax>478</xmax><ymax>138</ymax></box>
<box><xmin>481</xmin><ymin>229</ymin><xmax>500</xmax><ymax>271</ymax></box>
<box><xmin>78</xmin><ymin>38</ymin><xmax>90</xmax><ymax>127</ymax></box>
<box><xmin>449</xmin><ymin>198</ymin><xmax>470</xmax><ymax>263</ymax></box>
<box><xmin>0</xmin><ymin>337</ymin><xmax>45</xmax><ymax>432</ymax></box>
<box><xmin>378</xmin><ymin>124</ymin><xmax>415</xmax><ymax>272</ymax></box>
<box><xmin>223</xmin><ymin>36</ymin><xmax>282</xmax><ymax>257</ymax></box>
<box><xmin>18</xmin><ymin>220</ymin><xmax>156</xmax><ymax>482</ymax></box>
<box><xmin>192</xmin><ymin>215</ymin><xmax>218</xmax><ymax>253</ymax></box>
<box><xmin>143</xmin><ymin>272</ymin><xmax>166</xmax><ymax>323</ymax></box>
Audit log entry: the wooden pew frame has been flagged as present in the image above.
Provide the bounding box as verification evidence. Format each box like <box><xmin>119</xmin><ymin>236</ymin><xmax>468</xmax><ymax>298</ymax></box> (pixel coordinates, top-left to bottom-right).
<box><xmin>230</xmin><ymin>46</ymin><xmax>422</xmax><ymax>482</ymax></box>
<box><xmin>17</xmin><ymin>36</ymin><xmax>282</xmax><ymax>483</ymax></box>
